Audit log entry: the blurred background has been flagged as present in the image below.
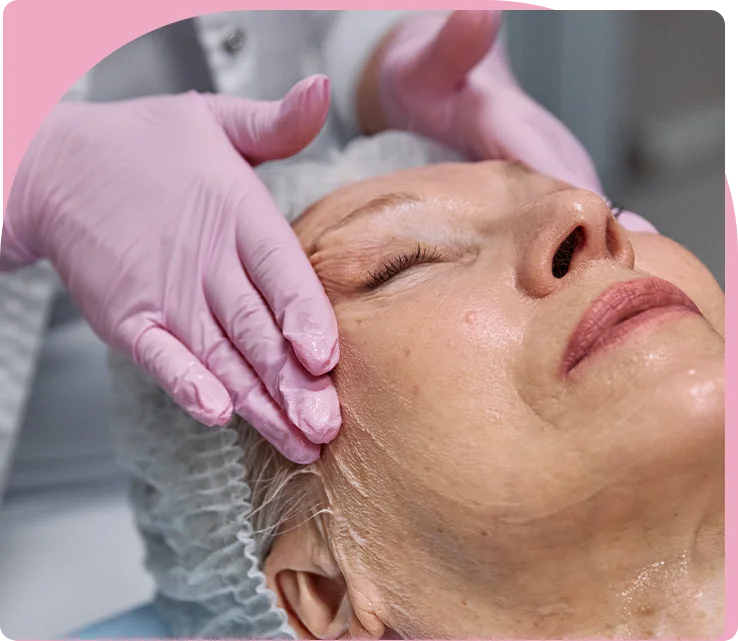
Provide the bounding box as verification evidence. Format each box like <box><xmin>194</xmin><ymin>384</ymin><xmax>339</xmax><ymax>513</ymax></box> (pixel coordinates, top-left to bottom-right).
<box><xmin>0</xmin><ymin>10</ymin><xmax>725</xmax><ymax>639</ymax></box>
<box><xmin>506</xmin><ymin>10</ymin><xmax>725</xmax><ymax>286</ymax></box>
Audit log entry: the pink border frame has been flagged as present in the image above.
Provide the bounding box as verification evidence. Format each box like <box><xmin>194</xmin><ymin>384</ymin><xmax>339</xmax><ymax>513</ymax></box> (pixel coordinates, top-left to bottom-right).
<box><xmin>0</xmin><ymin>0</ymin><xmax>738</xmax><ymax>639</ymax></box>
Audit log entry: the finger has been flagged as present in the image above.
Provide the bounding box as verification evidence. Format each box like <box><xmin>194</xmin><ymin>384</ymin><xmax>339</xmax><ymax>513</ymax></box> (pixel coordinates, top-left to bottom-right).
<box><xmin>238</xmin><ymin>391</ymin><xmax>321</xmax><ymax>465</ymax></box>
<box><xmin>204</xmin><ymin>74</ymin><xmax>330</xmax><ymax>165</ymax></box>
<box><xmin>201</xmin><ymin>333</ymin><xmax>322</xmax><ymax>463</ymax></box>
<box><xmin>473</xmin><ymin>91</ymin><xmax>604</xmax><ymax>192</ymax></box>
<box><xmin>205</xmin><ymin>250</ymin><xmax>342</xmax><ymax>444</ymax></box>
<box><xmin>132</xmin><ymin>325</ymin><xmax>233</xmax><ymax>427</ymax></box>
<box><xmin>409</xmin><ymin>11</ymin><xmax>501</xmax><ymax>95</ymax></box>
<box><xmin>230</xmin><ymin>180</ymin><xmax>340</xmax><ymax>376</ymax></box>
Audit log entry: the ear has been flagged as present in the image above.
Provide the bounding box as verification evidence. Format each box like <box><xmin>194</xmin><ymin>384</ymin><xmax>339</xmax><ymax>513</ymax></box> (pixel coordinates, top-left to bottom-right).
<box><xmin>263</xmin><ymin>519</ymin><xmax>386</xmax><ymax>639</ymax></box>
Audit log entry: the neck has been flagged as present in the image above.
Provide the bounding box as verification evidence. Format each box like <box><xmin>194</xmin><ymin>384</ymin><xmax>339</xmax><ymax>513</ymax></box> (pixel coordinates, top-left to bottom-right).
<box><xmin>557</xmin><ymin>514</ymin><xmax>722</xmax><ymax>639</ymax></box>
<box><xmin>493</xmin><ymin>465</ymin><xmax>724</xmax><ymax>638</ymax></box>
<box><xmin>422</xmin><ymin>451</ymin><xmax>725</xmax><ymax>640</ymax></box>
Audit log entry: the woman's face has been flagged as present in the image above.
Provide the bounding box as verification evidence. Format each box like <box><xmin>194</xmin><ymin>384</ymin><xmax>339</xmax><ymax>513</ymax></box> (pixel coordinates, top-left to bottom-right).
<box><xmin>285</xmin><ymin>161</ymin><xmax>725</xmax><ymax>638</ymax></box>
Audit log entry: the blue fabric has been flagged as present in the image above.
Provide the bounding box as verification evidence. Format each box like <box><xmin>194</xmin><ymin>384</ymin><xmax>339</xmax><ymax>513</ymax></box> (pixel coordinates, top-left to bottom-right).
<box><xmin>68</xmin><ymin>604</ymin><xmax>171</xmax><ymax>639</ymax></box>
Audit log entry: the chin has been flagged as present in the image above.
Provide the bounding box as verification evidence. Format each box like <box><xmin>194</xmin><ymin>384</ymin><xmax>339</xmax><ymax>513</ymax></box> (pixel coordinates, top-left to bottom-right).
<box><xmin>667</xmin><ymin>356</ymin><xmax>724</xmax><ymax>432</ymax></box>
<box><xmin>638</xmin><ymin>353</ymin><xmax>724</xmax><ymax>466</ymax></box>
<box><xmin>595</xmin><ymin>349</ymin><xmax>725</xmax><ymax>488</ymax></box>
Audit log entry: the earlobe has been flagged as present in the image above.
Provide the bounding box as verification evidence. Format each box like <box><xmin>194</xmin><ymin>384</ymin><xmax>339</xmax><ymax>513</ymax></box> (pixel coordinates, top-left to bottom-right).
<box><xmin>264</xmin><ymin>520</ymin><xmax>374</xmax><ymax>639</ymax></box>
<box><xmin>344</xmin><ymin>580</ymin><xmax>389</xmax><ymax>639</ymax></box>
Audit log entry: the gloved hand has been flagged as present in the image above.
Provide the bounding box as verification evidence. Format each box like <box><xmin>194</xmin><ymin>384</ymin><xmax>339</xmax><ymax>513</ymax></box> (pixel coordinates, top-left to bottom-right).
<box><xmin>361</xmin><ymin>10</ymin><xmax>657</xmax><ymax>233</ymax></box>
<box><xmin>2</xmin><ymin>76</ymin><xmax>340</xmax><ymax>464</ymax></box>
<box><xmin>358</xmin><ymin>10</ymin><xmax>604</xmax><ymax>193</ymax></box>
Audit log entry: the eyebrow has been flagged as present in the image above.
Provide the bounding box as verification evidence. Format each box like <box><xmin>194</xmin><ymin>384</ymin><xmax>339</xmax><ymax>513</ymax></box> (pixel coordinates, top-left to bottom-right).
<box><xmin>306</xmin><ymin>162</ymin><xmax>540</xmax><ymax>252</ymax></box>
<box><xmin>318</xmin><ymin>163</ymin><xmax>535</xmax><ymax>231</ymax></box>
<box><xmin>320</xmin><ymin>191</ymin><xmax>423</xmax><ymax>236</ymax></box>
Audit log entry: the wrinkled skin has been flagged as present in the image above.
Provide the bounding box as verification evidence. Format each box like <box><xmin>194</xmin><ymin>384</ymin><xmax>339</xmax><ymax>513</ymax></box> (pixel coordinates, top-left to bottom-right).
<box><xmin>267</xmin><ymin>160</ymin><xmax>724</xmax><ymax>639</ymax></box>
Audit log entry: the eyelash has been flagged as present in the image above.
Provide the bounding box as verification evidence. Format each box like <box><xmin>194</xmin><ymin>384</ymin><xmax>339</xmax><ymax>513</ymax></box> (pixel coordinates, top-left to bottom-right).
<box><xmin>364</xmin><ymin>244</ymin><xmax>443</xmax><ymax>289</ymax></box>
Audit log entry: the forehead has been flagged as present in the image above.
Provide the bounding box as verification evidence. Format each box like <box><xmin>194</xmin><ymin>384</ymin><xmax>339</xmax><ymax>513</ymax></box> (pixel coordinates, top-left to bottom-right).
<box><xmin>291</xmin><ymin>160</ymin><xmax>554</xmax><ymax>248</ymax></box>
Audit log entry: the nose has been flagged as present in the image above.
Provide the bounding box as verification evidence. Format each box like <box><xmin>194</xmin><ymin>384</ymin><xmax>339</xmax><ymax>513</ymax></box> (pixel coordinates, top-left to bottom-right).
<box><xmin>517</xmin><ymin>189</ymin><xmax>635</xmax><ymax>297</ymax></box>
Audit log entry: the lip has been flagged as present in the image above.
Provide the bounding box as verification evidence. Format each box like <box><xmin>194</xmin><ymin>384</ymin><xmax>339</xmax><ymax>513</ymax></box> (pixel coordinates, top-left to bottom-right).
<box><xmin>561</xmin><ymin>277</ymin><xmax>703</xmax><ymax>375</ymax></box>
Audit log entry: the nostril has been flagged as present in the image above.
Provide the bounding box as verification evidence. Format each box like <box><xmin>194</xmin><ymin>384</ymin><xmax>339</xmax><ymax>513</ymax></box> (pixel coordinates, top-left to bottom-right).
<box><xmin>552</xmin><ymin>226</ymin><xmax>585</xmax><ymax>279</ymax></box>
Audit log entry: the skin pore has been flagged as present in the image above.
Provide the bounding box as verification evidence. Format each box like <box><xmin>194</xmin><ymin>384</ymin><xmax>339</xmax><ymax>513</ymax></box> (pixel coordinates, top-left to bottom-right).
<box><xmin>263</xmin><ymin>161</ymin><xmax>725</xmax><ymax>639</ymax></box>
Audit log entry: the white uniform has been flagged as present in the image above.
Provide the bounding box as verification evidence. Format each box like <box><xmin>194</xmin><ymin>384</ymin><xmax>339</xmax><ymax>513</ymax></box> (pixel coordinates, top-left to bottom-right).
<box><xmin>0</xmin><ymin>10</ymin><xmax>413</xmax><ymax>500</ymax></box>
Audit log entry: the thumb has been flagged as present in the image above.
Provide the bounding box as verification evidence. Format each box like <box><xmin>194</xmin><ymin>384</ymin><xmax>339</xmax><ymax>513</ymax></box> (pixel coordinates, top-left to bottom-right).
<box><xmin>409</xmin><ymin>10</ymin><xmax>501</xmax><ymax>95</ymax></box>
<box><xmin>204</xmin><ymin>74</ymin><xmax>330</xmax><ymax>165</ymax></box>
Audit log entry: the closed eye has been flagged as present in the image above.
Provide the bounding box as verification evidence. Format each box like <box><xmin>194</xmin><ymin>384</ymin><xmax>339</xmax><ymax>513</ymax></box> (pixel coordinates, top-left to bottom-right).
<box><xmin>363</xmin><ymin>244</ymin><xmax>444</xmax><ymax>290</ymax></box>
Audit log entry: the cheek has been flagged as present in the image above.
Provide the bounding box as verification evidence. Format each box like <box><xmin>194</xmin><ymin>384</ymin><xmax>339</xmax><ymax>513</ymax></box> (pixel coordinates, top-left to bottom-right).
<box><xmin>328</xmin><ymin>285</ymin><xmax>540</xmax><ymax>514</ymax></box>
<box><xmin>331</xmin><ymin>285</ymin><xmax>522</xmax><ymax>443</ymax></box>
<box><xmin>629</xmin><ymin>232</ymin><xmax>724</xmax><ymax>336</ymax></box>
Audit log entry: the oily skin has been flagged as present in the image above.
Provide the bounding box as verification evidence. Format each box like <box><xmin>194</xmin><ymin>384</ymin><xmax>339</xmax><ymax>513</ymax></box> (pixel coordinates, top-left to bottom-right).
<box><xmin>284</xmin><ymin>161</ymin><xmax>725</xmax><ymax>638</ymax></box>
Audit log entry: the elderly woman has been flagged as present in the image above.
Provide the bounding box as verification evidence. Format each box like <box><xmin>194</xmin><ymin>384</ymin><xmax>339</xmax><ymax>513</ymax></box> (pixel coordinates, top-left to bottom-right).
<box><xmin>109</xmin><ymin>130</ymin><xmax>724</xmax><ymax>640</ymax></box>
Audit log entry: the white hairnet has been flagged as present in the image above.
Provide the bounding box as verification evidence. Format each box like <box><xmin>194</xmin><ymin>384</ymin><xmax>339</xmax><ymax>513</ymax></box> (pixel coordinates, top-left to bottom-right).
<box><xmin>255</xmin><ymin>130</ymin><xmax>464</xmax><ymax>221</ymax></box>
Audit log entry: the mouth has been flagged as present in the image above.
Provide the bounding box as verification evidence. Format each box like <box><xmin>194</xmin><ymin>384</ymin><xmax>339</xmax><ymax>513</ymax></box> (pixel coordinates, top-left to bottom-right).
<box><xmin>561</xmin><ymin>277</ymin><xmax>703</xmax><ymax>375</ymax></box>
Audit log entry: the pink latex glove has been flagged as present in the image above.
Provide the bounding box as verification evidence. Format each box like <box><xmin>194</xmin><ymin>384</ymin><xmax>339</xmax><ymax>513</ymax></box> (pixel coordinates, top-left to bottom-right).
<box><xmin>370</xmin><ymin>10</ymin><xmax>657</xmax><ymax>233</ymax></box>
<box><xmin>2</xmin><ymin>76</ymin><xmax>340</xmax><ymax>464</ymax></box>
